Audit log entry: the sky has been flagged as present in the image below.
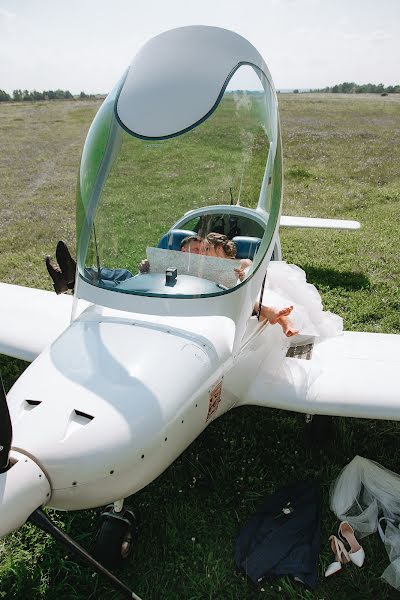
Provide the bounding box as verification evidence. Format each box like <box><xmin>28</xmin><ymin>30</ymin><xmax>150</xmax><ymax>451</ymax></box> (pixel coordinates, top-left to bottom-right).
<box><xmin>0</xmin><ymin>0</ymin><xmax>399</xmax><ymax>94</ymax></box>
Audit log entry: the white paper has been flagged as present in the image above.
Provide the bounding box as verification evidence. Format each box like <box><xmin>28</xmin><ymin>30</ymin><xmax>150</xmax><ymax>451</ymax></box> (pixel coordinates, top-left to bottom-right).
<box><xmin>146</xmin><ymin>247</ymin><xmax>242</xmax><ymax>288</ymax></box>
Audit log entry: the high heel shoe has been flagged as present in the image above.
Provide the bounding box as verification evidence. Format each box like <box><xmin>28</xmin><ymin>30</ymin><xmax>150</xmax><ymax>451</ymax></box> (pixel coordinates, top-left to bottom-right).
<box><xmin>325</xmin><ymin>535</ymin><xmax>350</xmax><ymax>577</ymax></box>
<box><xmin>338</xmin><ymin>521</ymin><xmax>365</xmax><ymax>567</ymax></box>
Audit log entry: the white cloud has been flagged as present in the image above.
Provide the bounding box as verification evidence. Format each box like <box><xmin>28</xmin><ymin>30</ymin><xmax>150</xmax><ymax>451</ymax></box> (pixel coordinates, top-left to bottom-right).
<box><xmin>344</xmin><ymin>29</ymin><xmax>393</xmax><ymax>43</ymax></box>
<box><xmin>367</xmin><ymin>30</ymin><xmax>393</xmax><ymax>42</ymax></box>
<box><xmin>0</xmin><ymin>8</ymin><xmax>15</xmax><ymax>17</ymax></box>
<box><xmin>0</xmin><ymin>7</ymin><xmax>16</xmax><ymax>38</ymax></box>
<box><xmin>0</xmin><ymin>8</ymin><xmax>16</xmax><ymax>24</ymax></box>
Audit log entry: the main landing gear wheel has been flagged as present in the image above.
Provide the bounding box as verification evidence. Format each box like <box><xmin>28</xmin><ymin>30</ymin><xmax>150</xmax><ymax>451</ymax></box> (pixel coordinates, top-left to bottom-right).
<box><xmin>304</xmin><ymin>414</ymin><xmax>334</xmax><ymax>447</ymax></box>
<box><xmin>95</xmin><ymin>505</ymin><xmax>136</xmax><ymax>569</ymax></box>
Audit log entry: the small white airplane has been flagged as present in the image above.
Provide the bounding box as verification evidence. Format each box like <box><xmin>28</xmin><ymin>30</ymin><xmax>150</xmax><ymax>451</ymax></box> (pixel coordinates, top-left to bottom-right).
<box><xmin>1</xmin><ymin>26</ymin><xmax>399</xmax><ymax>598</ymax></box>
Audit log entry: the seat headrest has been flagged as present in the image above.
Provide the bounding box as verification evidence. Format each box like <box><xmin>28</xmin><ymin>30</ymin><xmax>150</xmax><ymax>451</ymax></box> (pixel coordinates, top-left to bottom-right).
<box><xmin>158</xmin><ymin>229</ymin><xmax>197</xmax><ymax>251</ymax></box>
<box><xmin>232</xmin><ymin>236</ymin><xmax>261</xmax><ymax>260</ymax></box>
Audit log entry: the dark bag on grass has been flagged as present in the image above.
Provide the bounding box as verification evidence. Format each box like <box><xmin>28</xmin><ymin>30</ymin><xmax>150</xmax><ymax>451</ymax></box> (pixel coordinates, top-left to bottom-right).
<box><xmin>235</xmin><ymin>480</ymin><xmax>320</xmax><ymax>589</ymax></box>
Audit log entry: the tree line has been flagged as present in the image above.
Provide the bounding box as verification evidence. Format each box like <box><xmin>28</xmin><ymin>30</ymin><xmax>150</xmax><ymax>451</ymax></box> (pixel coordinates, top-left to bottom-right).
<box><xmin>310</xmin><ymin>82</ymin><xmax>400</xmax><ymax>94</ymax></box>
<box><xmin>0</xmin><ymin>89</ymin><xmax>96</xmax><ymax>102</ymax></box>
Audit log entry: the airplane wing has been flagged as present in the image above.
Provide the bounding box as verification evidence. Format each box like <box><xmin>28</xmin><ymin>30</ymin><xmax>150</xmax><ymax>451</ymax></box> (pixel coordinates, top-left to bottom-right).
<box><xmin>0</xmin><ymin>283</ymin><xmax>73</xmax><ymax>362</ymax></box>
<box><xmin>240</xmin><ymin>330</ymin><xmax>400</xmax><ymax>420</ymax></box>
<box><xmin>280</xmin><ymin>216</ymin><xmax>360</xmax><ymax>230</ymax></box>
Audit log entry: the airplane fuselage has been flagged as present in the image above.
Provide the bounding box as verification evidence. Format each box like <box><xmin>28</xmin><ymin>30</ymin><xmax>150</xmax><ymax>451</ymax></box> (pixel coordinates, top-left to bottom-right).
<box><xmin>7</xmin><ymin>306</ymin><xmax>241</xmax><ymax>511</ymax></box>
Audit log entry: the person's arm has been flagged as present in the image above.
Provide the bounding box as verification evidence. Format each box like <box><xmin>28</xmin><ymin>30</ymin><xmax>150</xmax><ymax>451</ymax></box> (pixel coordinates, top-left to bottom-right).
<box><xmin>234</xmin><ymin>259</ymin><xmax>252</xmax><ymax>282</ymax></box>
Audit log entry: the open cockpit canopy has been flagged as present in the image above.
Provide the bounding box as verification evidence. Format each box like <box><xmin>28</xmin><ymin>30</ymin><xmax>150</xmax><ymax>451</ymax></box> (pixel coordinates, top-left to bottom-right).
<box><xmin>76</xmin><ymin>26</ymin><xmax>282</xmax><ymax>301</ymax></box>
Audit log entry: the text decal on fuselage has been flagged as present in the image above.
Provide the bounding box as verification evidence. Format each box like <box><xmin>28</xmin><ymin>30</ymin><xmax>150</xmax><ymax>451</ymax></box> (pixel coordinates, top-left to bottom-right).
<box><xmin>206</xmin><ymin>380</ymin><xmax>223</xmax><ymax>422</ymax></box>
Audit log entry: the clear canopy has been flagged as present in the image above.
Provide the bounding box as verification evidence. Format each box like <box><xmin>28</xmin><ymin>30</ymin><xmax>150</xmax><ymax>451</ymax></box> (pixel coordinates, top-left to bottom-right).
<box><xmin>76</xmin><ymin>64</ymin><xmax>282</xmax><ymax>299</ymax></box>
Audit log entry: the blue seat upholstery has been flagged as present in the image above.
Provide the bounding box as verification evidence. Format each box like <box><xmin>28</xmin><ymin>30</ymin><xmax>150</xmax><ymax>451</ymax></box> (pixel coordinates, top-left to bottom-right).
<box><xmin>157</xmin><ymin>229</ymin><xmax>197</xmax><ymax>251</ymax></box>
<box><xmin>232</xmin><ymin>236</ymin><xmax>261</xmax><ymax>260</ymax></box>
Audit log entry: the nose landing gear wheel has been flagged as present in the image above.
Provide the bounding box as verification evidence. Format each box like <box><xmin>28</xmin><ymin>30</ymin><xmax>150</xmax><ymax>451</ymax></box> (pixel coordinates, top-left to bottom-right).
<box><xmin>95</xmin><ymin>506</ymin><xmax>135</xmax><ymax>569</ymax></box>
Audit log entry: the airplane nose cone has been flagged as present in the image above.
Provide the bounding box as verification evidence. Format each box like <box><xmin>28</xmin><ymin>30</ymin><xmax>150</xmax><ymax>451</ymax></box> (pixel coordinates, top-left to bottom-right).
<box><xmin>0</xmin><ymin>450</ymin><xmax>50</xmax><ymax>538</ymax></box>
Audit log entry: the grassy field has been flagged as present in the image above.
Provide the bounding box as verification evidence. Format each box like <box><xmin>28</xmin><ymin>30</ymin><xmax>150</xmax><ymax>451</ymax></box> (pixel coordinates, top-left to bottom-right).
<box><xmin>0</xmin><ymin>93</ymin><xmax>399</xmax><ymax>600</ymax></box>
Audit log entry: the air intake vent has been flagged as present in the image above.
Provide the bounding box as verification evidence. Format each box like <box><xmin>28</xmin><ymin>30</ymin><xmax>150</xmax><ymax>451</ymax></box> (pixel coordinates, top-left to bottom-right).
<box><xmin>62</xmin><ymin>409</ymin><xmax>95</xmax><ymax>440</ymax></box>
<box><xmin>74</xmin><ymin>410</ymin><xmax>94</xmax><ymax>421</ymax></box>
<box><xmin>24</xmin><ymin>399</ymin><xmax>42</xmax><ymax>411</ymax></box>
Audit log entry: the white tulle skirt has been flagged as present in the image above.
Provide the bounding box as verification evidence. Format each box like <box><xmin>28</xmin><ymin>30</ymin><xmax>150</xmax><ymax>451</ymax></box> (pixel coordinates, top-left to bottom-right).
<box><xmin>262</xmin><ymin>261</ymin><xmax>343</xmax><ymax>341</ymax></box>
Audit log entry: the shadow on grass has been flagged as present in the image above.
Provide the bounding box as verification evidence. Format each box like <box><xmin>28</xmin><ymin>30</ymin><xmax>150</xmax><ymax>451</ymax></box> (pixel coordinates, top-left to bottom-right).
<box><xmin>0</xmin><ymin>355</ymin><xmax>29</xmax><ymax>391</ymax></box>
<box><xmin>299</xmin><ymin>264</ymin><xmax>371</xmax><ymax>290</ymax></box>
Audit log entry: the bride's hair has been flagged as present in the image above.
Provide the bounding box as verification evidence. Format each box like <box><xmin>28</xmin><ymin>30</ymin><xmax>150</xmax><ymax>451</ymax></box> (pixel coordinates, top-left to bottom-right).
<box><xmin>206</xmin><ymin>233</ymin><xmax>237</xmax><ymax>258</ymax></box>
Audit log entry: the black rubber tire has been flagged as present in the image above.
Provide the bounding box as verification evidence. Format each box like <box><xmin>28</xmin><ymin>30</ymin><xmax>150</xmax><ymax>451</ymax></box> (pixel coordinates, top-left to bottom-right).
<box><xmin>305</xmin><ymin>414</ymin><xmax>334</xmax><ymax>447</ymax></box>
<box><xmin>95</xmin><ymin>518</ymin><xmax>133</xmax><ymax>569</ymax></box>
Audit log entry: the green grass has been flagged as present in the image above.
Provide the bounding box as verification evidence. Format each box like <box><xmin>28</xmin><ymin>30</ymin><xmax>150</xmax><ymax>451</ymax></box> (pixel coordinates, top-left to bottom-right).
<box><xmin>0</xmin><ymin>94</ymin><xmax>400</xmax><ymax>599</ymax></box>
<box><xmin>88</xmin><ymin>94</ymin><xmax>268</xmax><ymax>271</ymax></box>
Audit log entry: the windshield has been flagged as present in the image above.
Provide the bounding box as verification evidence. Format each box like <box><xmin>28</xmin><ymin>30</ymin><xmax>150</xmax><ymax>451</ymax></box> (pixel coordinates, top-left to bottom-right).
<box><xmin>76</xmin><ymin>64</ymin><xmax>281</xmax><ymax>299</ymax></box>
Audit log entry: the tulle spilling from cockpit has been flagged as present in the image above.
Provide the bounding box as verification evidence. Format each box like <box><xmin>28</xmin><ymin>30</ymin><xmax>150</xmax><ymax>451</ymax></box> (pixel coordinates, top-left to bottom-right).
<box><xmin>238</xmin><ymin>261</ymin><xmax>344</xmax><ymax>411</ymax></box>
<box><xmin>263</xmin><ymin>261</ymin><xmax>343</xmax><ymax>341</ymax></box>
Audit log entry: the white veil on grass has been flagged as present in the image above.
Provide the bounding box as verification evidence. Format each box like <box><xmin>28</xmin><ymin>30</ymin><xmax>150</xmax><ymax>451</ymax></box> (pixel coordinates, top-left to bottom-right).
<box><xmin>330</xmin><ymin>455</ymin><xmax>400</xmax><ymax>590</ymax></box>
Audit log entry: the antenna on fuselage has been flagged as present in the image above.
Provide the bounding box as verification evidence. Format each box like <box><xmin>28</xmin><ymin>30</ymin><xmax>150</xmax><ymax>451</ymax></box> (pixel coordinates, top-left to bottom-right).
<box><xmin>237</xmin><ymin>171</ymin><xmax>244</xmax><ymax>206</ymax></box>
<box><xmin>228</xmin><ymin>187</ymin><xmax>241</xmax><ymax>238</ymax></box>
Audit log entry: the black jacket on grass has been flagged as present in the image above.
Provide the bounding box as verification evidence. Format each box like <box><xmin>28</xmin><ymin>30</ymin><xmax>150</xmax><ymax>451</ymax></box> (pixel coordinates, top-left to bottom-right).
<box><xmin>235</xmin><ymin>480</ymin><xmax>321</xmax><ymax>589</ymax></box>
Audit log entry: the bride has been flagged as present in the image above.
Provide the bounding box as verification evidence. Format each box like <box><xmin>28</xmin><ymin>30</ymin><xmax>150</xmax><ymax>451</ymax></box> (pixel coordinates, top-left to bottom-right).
<box><xmin>204</xmin><ymin>232</ymin><xmax>343</xmax><ymax>342</ymax></box>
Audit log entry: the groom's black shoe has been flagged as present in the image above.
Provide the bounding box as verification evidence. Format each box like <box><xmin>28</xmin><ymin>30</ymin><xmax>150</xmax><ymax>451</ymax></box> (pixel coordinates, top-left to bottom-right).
<box><xmin>56</xmin><ymin>240</ymin><xmax>76</xmax><ymax>289</ymax></box>
<box><xmin>45</xmin><ymin>256</ymin><xmax>68</xmax><ymax>294</ymax></box>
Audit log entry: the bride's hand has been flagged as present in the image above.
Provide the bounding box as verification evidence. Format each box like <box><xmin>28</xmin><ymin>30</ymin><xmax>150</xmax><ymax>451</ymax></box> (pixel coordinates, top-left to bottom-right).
<box><xmin>234</xmin><ymin>266</ymin><xmax>246</xmax><ymax>281</ymax></box>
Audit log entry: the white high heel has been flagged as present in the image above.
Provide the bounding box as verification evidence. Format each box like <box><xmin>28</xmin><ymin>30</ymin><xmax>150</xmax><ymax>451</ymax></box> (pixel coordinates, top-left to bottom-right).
<box><xmin>338</xmin><ymin>521</ymin><xmax>365</xmax><ymax>567</ymax></box>
<box><xmin>325</xmin><ymin>535</ymin><xmax>350</xmax><ymax>577</ymax></box>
